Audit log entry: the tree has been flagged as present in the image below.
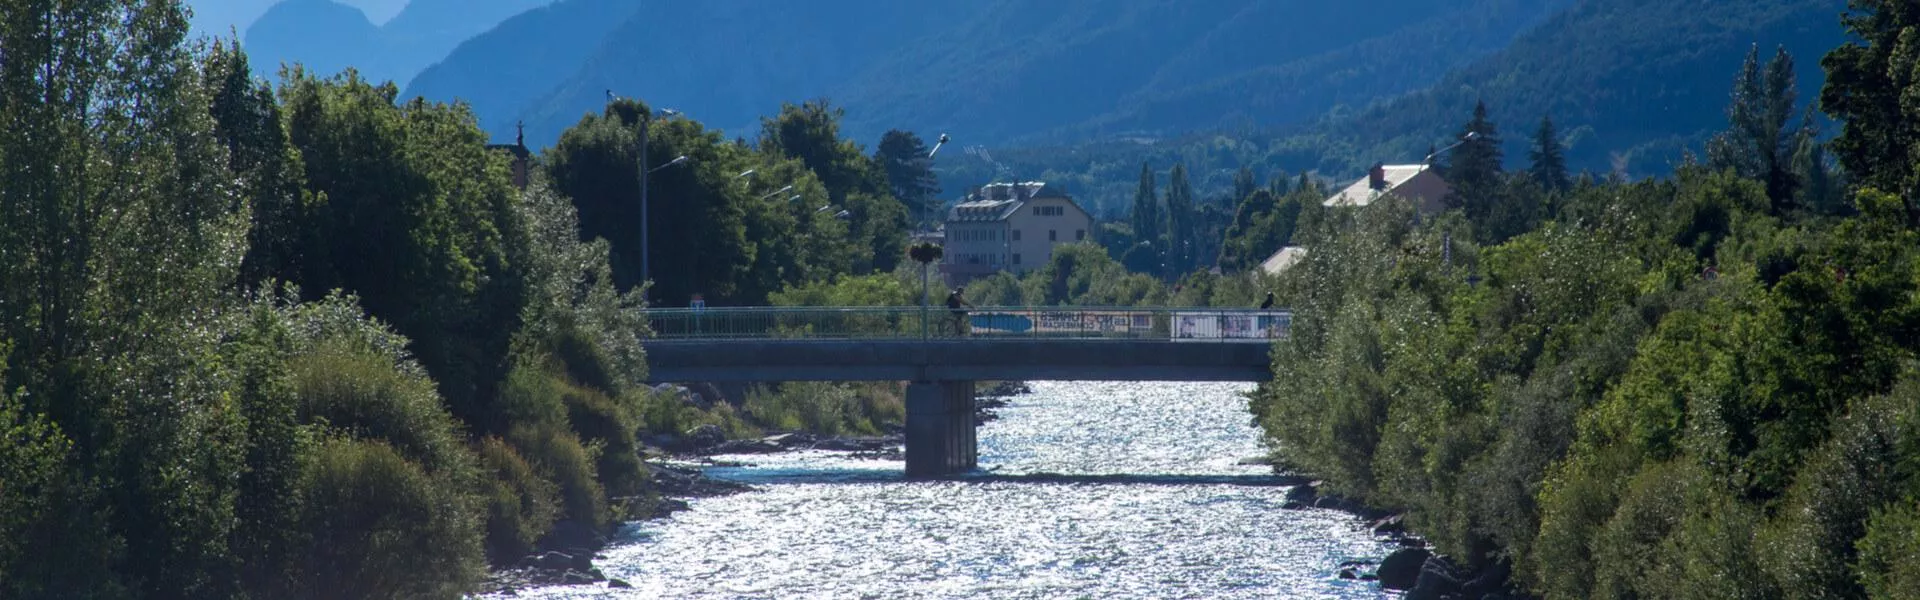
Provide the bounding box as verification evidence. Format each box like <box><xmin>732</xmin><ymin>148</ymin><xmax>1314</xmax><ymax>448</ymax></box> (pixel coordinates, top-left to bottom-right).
<box><xmin>1820</xmin><ymin>0</ymin><xmax>1920</xmax><ymax>205</ymax></box>
<box><xmin>281</xmin><ymin>69</ymin><xmax>528</xmax><ymax>433</ymax></box>
<box><xmin>759</xmin><ymin>100</ymin><xmax>908</xmax><ymax>274</ymax></box>
<box><xmin>1528</xmin><ymin>115</ymin><xmax>1569</xmax><ymax>193</ymax></box>
<box><xmin>1708</xmin><ymin>45</ymin><xmax>1806</xmax><ymax>214</ymax></box>
<box><xmin>1448</xmin><ymin>101</ymin><xmax>1505</xmax><ymax>232</ymax></box>
<box><xmin>1166</xmin><ymin>163</ymin><xmax>1197</xmax><ymax>278</ymax></box>
<box><xmin>1233</xmin><ymin>166</ymin><xmax>1260</xmax><ymax>204</ymax></box>
<box><xmin>874</xmin><ymin>130</ymin><xmax>941</xmax><ymax>228</ymax></box>
<box><xmin>1129</xmin><ymin>162</ymin><xmax>1163</xmax><ymax>274</ymax></box>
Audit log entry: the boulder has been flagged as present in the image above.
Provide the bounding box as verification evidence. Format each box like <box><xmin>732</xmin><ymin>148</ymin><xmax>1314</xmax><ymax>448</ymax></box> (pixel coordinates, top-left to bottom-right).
<box><xmin>608</xmin><ymin>578</ymin><xmax>634</xmax><ymax>589</ymax></box>
<box><xmin>1284</xmin><ymin>483</ymin><xmax>1318</xmax><ymax>506</ymax></box>
<box><xmin>1338</xmin><ymin>568</ymin><xmax>1358</xmax><ymax>579</ymax></box>
<box><xmin>1406</xmin><ymin>556</ymin><xmax>1463</xmax><ymax>600</ymax></box>
<box><xmin>533</xmin><ymin>551</ymin><xmax>574</xmax><ymax>571</ymax></box>
<box><xmin>1376</xmin><ymin>548</ymin><xmax>1432</xmax><ymax>591</ymax></box>
<box><xmin>1370</xmin><ymin>514</ymin><xmax>1406</xmax><ymax>537</ymax></box>
<box><xmin>561</xmin><ymin>570</ymin><xmax>595</xmax><ymax>585</ymax></box>
<box><xmin>682</xmin><ymin>424</ymin><xmax>725</xmax><ymax>450</ymax></box>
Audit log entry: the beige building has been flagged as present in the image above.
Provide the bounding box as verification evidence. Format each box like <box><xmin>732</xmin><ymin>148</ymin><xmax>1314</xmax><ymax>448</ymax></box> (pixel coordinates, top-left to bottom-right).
<box><xmin>941</xmin><ymin>181</ymin><xmax>1094</xmax><ymax>285</ymax></box>
<box><xmin>1260</xmin><ymin>163</ymin><xmax>1452</xmax><ymax>276</ymax></box>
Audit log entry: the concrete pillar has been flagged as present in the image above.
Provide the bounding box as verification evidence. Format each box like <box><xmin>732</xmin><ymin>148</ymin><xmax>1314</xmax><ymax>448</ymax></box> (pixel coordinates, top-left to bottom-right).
<box><xmin>905</xmin><ymin>380</ymin><xmax>976</xmax><ymax>477</ymax></box>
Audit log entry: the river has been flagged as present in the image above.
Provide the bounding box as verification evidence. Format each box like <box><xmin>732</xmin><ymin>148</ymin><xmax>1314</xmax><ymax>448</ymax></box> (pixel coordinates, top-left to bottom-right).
<box><xmin>490</xmin><ymin>381</ymin><xmax>1394</xmax><ymax>599</ymax></box>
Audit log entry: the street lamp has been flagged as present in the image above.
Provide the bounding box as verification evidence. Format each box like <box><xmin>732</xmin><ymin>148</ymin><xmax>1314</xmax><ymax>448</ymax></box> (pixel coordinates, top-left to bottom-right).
<box><xmin>1424</xmin><ymin>131</ymin><xmax>1480</xmax><ymax>165</ymax></box>
<box><xmin>735</xmin><ymin>169</ymin><xmax>756</xmax><ymax>179</ymax></box>
<box><xmin>929</xmin><ymin>132</ymin><xmax>950</xmax><ymax>158</ymax></box>
<box><xmin>633</xmin><ymin>103</ymin><xmax>682</xmax><ymax>296</ymax></box>
<box><xmin>758</xmin><ymin>184</ymin><xmax>795</xmax><ymax>201</ymax></box>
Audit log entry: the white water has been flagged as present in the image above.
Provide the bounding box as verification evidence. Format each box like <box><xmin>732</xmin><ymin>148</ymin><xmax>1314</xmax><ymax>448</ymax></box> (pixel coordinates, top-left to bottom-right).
<box><xmin>490</xmin><ymin>381</ymin><xmax>1393</xmax><ymax>599</ymax></box>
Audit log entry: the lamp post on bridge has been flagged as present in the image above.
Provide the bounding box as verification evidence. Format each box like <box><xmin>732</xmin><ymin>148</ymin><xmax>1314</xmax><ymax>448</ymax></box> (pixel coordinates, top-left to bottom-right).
<box><xmin>908</xmin><ymin>243</ymin><xmax>944</xmax><ymax>339</ymax></box>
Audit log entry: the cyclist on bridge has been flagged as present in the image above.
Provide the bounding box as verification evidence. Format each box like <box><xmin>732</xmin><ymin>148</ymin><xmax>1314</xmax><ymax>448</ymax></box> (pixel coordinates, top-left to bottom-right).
<box><xmin>946</xmin><ymin>287</ymin><xmax>973</xmax><ymax>336</ymax></box>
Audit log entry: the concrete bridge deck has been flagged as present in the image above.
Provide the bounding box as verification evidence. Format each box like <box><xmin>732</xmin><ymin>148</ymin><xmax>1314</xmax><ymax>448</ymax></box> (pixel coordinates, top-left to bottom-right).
<box><xmin>641</xmin><ymin>306</ymin><xmax>1286</xmax><ymax>476</ymax></box>
<box><xmin>641</xmin><ymin>338</ymin><xmax>1275</xmax><ymax>382</ymax></box>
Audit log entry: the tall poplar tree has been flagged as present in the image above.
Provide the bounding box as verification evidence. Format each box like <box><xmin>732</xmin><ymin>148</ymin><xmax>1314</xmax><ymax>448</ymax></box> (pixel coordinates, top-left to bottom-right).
<box><xmin>1127</xmin><ymin>162</ymin><xmax>1163</xmax><ymax>273</ymax></box>
<box><xmin>1165</xmin><ymin>163</ymin><xmax>1197</xmax><ymax>277</ymax></box>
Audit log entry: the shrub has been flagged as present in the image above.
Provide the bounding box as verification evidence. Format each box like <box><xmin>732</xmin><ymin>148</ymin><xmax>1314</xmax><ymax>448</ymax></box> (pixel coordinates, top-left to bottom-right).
<box><xmin>475</xmin><ymin>437</ymin><xmax>559</xmax><ymax>563</ymax></box>
<box><xmin>294</xmin><ymin>437</ymin><xmax>483</xmax><ymax>600</ymax></box>
<box><xmin>509</xmin><ymin>422</ymin><xmax>608</xmax><ymax>527</ymax></box>
<box><xmin>560</xmin><ymin>381</ymin><xmax>649</xmax><ymax>508</ymax></box>
<box><xmin>288</xmin><ymin>337</ymin><xmax>472</xmax><ymax>477</ymax></box>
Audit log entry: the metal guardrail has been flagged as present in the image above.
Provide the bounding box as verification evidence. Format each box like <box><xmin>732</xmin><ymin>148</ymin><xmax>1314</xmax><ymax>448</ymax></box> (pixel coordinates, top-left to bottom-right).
<box><xmin>644</xmin><ymin>306</ymin><xmax>1291</xmax><ymax>342</ymax></box>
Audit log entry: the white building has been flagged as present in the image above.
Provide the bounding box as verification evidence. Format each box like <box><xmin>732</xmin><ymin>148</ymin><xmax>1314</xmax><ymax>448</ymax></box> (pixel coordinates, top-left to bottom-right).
<box><xmin>941</xmin><ymin>181</ymin><xmax>1094</xmax><ymax>286</ymax></box>
<box><xmin>1260</xmin><ymin>163</ymin><xmax>1451</xmax><ymax>275</ymax></box>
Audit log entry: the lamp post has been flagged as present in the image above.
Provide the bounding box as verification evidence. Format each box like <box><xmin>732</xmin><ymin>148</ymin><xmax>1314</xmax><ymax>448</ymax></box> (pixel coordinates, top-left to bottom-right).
<box><xmin>908</xmin><ymin>243</ymin><xmax>944</xmax><ymax>339</ymax></box>
<box><xmin>633</xmin><ymin>103</ymin><xmax>682</xmax><ymax>298</ymax></box>
<box><xmin>1423</xmin><ymin>131</ymin><xmax>1480</xmax><ymax>165</ymax></box>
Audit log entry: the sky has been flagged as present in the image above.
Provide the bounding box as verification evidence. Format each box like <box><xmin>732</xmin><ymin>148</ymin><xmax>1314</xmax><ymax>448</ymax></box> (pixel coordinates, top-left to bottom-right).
<box><xmin>185</xmin><ymin>0</ymin><xmax>409</xmax><ymax>36</ymax></box>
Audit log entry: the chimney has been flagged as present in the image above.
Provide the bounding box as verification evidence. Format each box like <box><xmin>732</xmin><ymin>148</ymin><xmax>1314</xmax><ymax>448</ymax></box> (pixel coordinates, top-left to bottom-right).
<box><xmin>1368</xmin><ymin>162</ymin><xmax>1388</xmax><ymax>190</ymax></box>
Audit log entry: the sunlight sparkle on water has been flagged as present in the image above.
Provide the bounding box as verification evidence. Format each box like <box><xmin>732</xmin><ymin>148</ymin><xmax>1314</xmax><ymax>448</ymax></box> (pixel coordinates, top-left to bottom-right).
<box><xmin>484</xmin><ymin>381</ymin><xmax>1393</xmax><ymax>599</ymax></box>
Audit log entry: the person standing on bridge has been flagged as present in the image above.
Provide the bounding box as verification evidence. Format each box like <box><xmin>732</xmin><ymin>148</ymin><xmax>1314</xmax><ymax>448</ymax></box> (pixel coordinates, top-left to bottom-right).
<box><xmin>1260</xmin><ymin>292</ymin><xmax>1276</xmax><ymax>310</ymax></box>
<box><xmin>947</xmin><ymin>287</ymin><xmax>973</xmax><ymax>336</ymax></box>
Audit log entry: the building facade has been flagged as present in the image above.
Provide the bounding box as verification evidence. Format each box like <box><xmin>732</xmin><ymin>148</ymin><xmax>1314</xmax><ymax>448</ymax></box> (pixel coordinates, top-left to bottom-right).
<box><xmin>941</xmin><ymin>181</ymin><xmax>1094</xmax><ymax>286</ymax></box>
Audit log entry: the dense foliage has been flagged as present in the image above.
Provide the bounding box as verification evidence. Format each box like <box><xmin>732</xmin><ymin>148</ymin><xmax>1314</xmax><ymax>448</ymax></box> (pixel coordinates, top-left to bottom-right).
<box><xmin>0</xmin><ymin>1</ymin><xmax>933</xmax><ymax>597</ymax></box>
<box><xmin>1250</xmin><ymin>5</ymin><xmax>1920</xmax><ymax>596</ymax></box>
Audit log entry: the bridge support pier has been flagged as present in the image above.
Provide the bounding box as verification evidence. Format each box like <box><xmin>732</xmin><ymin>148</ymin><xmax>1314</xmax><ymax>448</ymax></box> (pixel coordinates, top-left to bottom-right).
<box><xmin>905</xmin><ymin>380</ymin><xmax>976</xmax><ymax>477</ymax></box>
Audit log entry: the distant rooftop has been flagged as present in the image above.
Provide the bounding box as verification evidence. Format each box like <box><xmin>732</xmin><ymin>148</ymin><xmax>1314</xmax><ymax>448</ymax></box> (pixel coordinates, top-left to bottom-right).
<box><xmin>1323</xmin><ymin>164</ymin><xmax>1434</xmax><ymax>208</ymax></box>
<box><xmin>947</xmin><ymin>181</ymin><xmax>1076</xmax><ymax>222</ymax></box>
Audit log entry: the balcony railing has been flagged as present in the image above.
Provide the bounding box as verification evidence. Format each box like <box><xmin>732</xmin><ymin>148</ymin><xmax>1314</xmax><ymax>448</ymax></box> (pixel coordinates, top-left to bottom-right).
<box><xmin>644</xmin><ymin>306</ymin><xmax>1291</xmax><ymax>343</ymax></box>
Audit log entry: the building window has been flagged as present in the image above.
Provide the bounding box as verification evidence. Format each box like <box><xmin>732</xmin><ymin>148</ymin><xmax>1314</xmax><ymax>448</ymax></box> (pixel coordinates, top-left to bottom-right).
<box><xmin>1049</xmin><ymin>230</ymin><xmax>1057</xmax><ymax>242</ymax></box>
<box><xmin>1013</xmin><ymin>253</ymin><xmax>1021</xmax><ymax>265</ymax></box>
<box><xmin>968</xmin><ymin>255</ymin><xmax>980</xmax><ymax>265</ymax></box>
<box><xmin>1012</xmin><ymin>229</ymin><xmax>1021</xmax><ymax>241</ymax></box>
<box><xmin>1076</xmin><ymin>229</ymin><xmax>1086</xmax><ymax>241</ymax></box>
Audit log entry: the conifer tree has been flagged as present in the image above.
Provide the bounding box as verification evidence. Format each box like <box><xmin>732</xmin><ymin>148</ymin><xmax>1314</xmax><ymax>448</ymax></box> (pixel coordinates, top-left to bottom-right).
<box><xmin>1709</xmin><ymin>45</ymin><xmax>1804</xmax><ymax>213</ymax></box>
<box><xmin>1529</xmin><ymin>115</ymin><xmax>1570</xmax><ymax>193</ymax></box>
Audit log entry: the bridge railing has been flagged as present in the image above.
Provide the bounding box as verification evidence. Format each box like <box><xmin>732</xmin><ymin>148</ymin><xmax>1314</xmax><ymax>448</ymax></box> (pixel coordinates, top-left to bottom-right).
<box><xmin>644</xmin><ymin>306</ymin><xmax>1291</xmax><ymax>342</ymax></box>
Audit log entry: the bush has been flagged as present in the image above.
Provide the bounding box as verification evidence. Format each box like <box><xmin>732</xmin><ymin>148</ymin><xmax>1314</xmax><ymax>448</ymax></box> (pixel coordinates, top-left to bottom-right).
<box><xmin>475</xmin><ymin>437</ymin><xmax>559</xmax><ymax>563</ymax></box>
<box><xmin>294</xmin><ymin>437</ymin><xmax>483</xmax><ymax>600</ymax></box>
<box><xmin>560</xmin><ymin>381</ymin><xmax>649</xmax><ymax>508</ymax></box>
<box><xmin>744</xmin><ymin>382</ymin><xmax>898</xmax><ymax>436</ymax></box>
<box><xmin>289</xmin><ymin>337</ymin><xmax>473</xmax><ymax>477</ymax></box>
<box><xmin>509</xmin><ymin>422</ymin><xmax>608</xmax><ymax>528</ymax></box>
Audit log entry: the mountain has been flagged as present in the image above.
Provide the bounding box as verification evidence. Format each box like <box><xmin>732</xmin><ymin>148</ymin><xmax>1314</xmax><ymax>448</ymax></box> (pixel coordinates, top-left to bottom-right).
<box><xmin>243</xmin><ymin>0</ymin><xmax>552</xmax><ymax>86</ymax></box>
<box><xmin>940</xmin><ymin>0</ymin><xmax>1851</xmax><ymax>217</ymax></box>
<box><xmin>406</xmin><ymin>0</ymin><xmax>1567</xmax><ymax>150</ymax></box>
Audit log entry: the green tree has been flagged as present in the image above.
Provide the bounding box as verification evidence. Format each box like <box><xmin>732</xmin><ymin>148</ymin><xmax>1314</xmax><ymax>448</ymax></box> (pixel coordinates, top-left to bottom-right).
<box><xmin>280</xmin><ymin>70</ymin><xmax>528</xmax><ymax>434</ymax></box>
<box><xmin>1128</xmin><ymin>162</ymin><xmax>1163</xmax><ymax>272</ymax></box>
<box><xmin>1820</xmin><ymin>0</ymin><xmax>1920</xmax><ymax>204</ymax></box>
<box><xmin>874</xmin><ymin>130</ymin><xmax>942</xmax><ymax>228</ymax></box>
<box><xmin>759</xmin><ymin>100</ymin><xmax>908</xmax><ymax>274</ymax></box>
<box><xmin>1708</xmin><ymin>45</ymin><xmax>1807</xmax><ymax>214</ymax></box>
<box><xmin>1165</xmin><ymin>162</ymin><xmax>1197</xmax><ymax>277</ymax></box>
<box><xmin>1447</xmin><ymin>101</ymin><xmax>1505</xmax><ymax>228</ymax></box>
<box><xmin>1528</xmin><ymin>115</ymin><xmax>1569</xmax><ymax>193</ymax></box>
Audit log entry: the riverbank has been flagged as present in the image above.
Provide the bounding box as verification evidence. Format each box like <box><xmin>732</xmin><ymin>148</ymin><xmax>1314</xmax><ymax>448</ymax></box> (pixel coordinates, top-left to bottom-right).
<box><xmin>1272</xmin><ymin>469</ymin><xmax>1526</xmax><ymax>599</ymax></box>
<box><xmin>480</xmin><ymin>381</ymin><xmax>1032</xmax><ymax>594</ymax></box>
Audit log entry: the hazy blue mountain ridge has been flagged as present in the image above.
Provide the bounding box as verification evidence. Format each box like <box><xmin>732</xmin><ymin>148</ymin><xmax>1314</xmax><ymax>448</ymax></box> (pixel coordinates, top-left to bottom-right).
<box><xmin>244</xmin><ymin>0</ymin><xmax>551</xmax><ymax>86</ymax></box>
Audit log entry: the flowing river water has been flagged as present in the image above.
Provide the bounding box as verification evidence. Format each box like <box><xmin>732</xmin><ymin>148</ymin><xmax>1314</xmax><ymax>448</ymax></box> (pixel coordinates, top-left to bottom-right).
<box><xmin>491</xmin><ymin>381</ymin><xmax>1395</xmax><ymax>599</ymax></box>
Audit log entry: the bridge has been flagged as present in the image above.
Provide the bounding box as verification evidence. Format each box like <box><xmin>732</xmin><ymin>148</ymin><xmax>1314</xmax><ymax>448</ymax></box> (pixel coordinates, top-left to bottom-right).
<box><xmin>643</xmin><ymin>306</ymin><xmax>1289</xmax><ymax>476</ymax></box>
